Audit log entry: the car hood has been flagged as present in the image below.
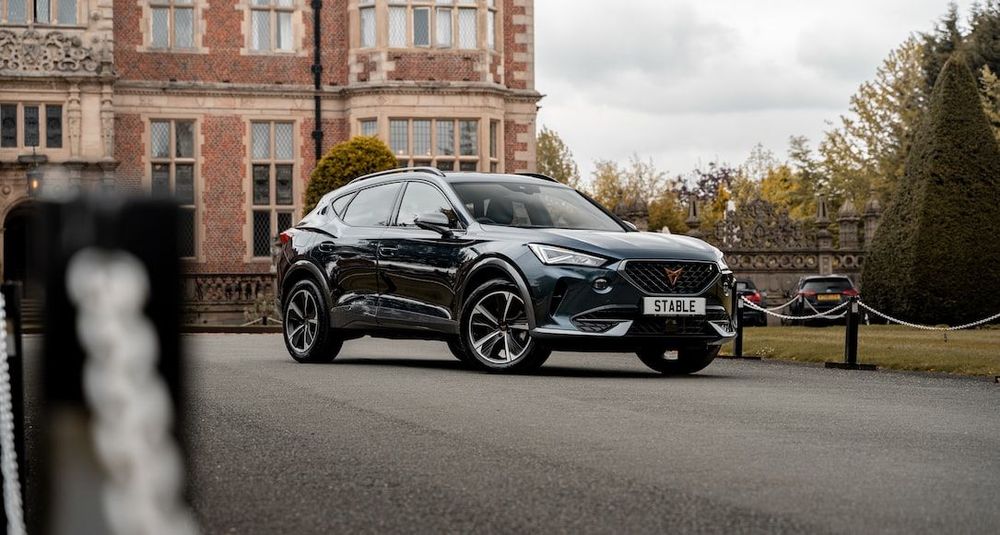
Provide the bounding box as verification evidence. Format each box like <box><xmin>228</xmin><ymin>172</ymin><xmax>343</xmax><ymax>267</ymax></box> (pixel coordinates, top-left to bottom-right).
<box><xmin>482</xmin><ymin>226</ymin><xmax>723</xmax><ymax>263</ymax></box>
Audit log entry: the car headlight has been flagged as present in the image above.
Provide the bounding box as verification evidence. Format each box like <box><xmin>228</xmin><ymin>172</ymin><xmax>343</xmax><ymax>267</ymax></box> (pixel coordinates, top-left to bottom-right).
<box><xmin>528</xmin><ymin>244</ymin><xmax>606</xmax><ymax>267</ymax></box>
<box><xmin>713</xmin><ymin>248</ymin><xmax>730</xmax><ymax>272</ymax></box>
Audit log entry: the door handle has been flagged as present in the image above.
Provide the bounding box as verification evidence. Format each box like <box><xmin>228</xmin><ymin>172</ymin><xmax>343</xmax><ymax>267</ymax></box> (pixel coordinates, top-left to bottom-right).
<box><xmin>379</xmin><ymin>246</ymin><xmax>398</xmax><ymax>257</ymax></box>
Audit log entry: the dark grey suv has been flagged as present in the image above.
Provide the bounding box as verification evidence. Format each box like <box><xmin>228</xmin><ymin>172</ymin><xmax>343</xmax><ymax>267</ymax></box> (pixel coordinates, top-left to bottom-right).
<box><xmin>276</xmin><ymin>168</ymin><xmax>736</xmax><ymax>374</ymax></box>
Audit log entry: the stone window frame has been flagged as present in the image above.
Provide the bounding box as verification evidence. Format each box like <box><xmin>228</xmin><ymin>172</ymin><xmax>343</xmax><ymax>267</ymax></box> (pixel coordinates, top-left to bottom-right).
<box><xmin>137</xmin><ymin>0</ymin><xmax>210</xmax><ymax>54</ymax></box>
<box><xmin>0</xmin><ymin>0</ymin><xmax>83</xmax><ymax>26</ymax></box>
<box><xmin>146</xmin><ymin>117</ymin><xmax>202</xmax><ymax>260</ymax></box>
<box><xmin>245</xmin><ymin>119</ymin><xmax>298</xmax><ymax>261</ymax></box>
<box><xmin>354</xmin><ymin>0</ymin><xmax>497</xmax><ymax>51</ymax></box>
<box><xmin>0</xmin><ymin>101</ymin><xmax>64</xmax><ymax>152</ymax></box>
<box><xmin>238</xmin><ymin>0</ymin><xmax>308</xmax><ymax>56</ymax></box>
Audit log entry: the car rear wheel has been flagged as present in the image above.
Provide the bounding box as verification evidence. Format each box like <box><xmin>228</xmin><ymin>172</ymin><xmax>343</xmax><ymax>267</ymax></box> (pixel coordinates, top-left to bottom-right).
<box><xmin>459</xmin><ymin>279</ymin><xmax>550</xmax><ymax>373</ymax></box>
<box><xmin>636</xmin><ymin>344</ymin><xmax>719</xmax><ymax>375</ymax></box>
<box><xmin>283</xmin><ymin>279</ymin><xmax>343</xmax><ymax>363</ymax></box>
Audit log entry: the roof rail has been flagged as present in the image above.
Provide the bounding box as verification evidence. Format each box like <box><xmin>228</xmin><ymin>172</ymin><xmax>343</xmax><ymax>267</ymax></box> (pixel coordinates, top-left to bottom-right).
<box><xmin>349</xmin><ymin>166</ymin><xmax>446</xmax><ymax>184</ymax></box>
<box><xmin>514</xmin><ymin>172</ymin><xmax>559</xmax><ymax>183</ymax></box>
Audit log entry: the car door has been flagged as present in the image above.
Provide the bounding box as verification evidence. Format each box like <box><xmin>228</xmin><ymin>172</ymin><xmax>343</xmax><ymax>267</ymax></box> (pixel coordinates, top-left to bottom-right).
<box><xmin>316</xmin><ymin>181</ymin><xmax>403</xmax><ymax>329</ymax></box>
<box><xmin>376</xmin><ymin>180</ymin><xmax>469</xmax><ymax>334</ymax></box>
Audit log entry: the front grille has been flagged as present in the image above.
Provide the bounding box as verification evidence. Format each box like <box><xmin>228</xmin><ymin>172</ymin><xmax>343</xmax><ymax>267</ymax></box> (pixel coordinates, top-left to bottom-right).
<box><xmin>622</xmin><ymin>261</ymin><xmax>719</xmax><ymax>295</ymax></box>
<box><xmin>628</xmin><ymin>310</ymin><xmax>730</xmax><ymax>337</ymax></box>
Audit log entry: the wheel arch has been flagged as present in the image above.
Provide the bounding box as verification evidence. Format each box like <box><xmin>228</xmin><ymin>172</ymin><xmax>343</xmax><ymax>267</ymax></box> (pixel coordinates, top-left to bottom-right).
<box><xmin>281</xmin><ymin>260</ymin><xmax>334</xmax><ymax>312</ymax></box>
<box><xmin>460</xmin><ymin>256</ymin><xmax>537</xmax><ymax>329</ymax></box>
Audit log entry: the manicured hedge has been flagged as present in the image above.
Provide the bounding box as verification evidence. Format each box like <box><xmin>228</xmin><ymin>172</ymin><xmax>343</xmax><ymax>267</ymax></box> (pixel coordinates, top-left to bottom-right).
<box><xmin>304</xmin><ymin>136</ymin><xmax>397</xmax><ymax>214</ymax></box>
<box><xmin>863</xmin><ymin>55</ymin><xmax>1000</xmax><ymax>325</ymax></box>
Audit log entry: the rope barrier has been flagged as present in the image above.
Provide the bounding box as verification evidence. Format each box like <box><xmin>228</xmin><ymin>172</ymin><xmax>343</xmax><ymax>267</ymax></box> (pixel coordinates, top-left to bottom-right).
<box><xmin>857</xmin><ymin>300</ymin><xmax>1000</xmax><ymax>332</ymax></box>
<box><xmin>802</xmin><ymin>298</ymin><xmax>848</xmax><ymax>320</ymax></box>
<box><xmin>740</xmin><ymin>297</ymin><xmax>851</xmax><ymax>321</ymax></box>
<box><xmin>0</xmin><ymin>293</ymin><xmax>25</xmax><ymax>535</ymax></box>
<box><xmin>755</xmin><ymin>294</ymin><xmax>802</xmax><ymax>312</ymax></box>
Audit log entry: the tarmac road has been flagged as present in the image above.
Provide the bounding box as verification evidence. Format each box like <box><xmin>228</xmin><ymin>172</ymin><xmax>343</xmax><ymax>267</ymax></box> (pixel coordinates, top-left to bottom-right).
<box><xmin>178</xmin><ymin>334</ymin><xmax>1000</xmax><ymax>534</ymax></box>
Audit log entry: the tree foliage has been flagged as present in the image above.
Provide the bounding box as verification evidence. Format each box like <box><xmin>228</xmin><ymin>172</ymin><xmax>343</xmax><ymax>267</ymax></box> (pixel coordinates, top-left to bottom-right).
<box><xmin>304</xmin><ymin>136</ymin><xmax>397</xmax><ymax>214</ymax></box>
<box><xmin>863</xmin><ymin>56</ymin><xmax>1000</xmax><ymax>324</ymax></box>
<box><xmin>536</xmin><ymin>126</ymin><xmax>581</xmax><ymax>188</ymax></box>
<box><xmin>819</xmin><ymin>38</ymin><xmax>927</xmax><ymax>206</ymax></box>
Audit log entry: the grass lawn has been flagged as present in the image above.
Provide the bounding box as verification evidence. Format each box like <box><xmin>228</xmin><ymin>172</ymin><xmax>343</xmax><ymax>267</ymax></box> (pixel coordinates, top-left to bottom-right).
<box><xmin>723</xmin><ymin>325</ymin><xmax>1000</xmax><ymax>377</ymax></box>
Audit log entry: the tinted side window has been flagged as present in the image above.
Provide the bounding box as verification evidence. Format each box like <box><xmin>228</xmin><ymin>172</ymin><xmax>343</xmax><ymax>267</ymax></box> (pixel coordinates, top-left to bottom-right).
<box><xmin>342</xmin><ymin>183</ymin><xmax>402</xmax><ymax>226</ymax></box>
<box><xmin>395</xmin><ymin>182</ymin><xmax>458</xmax><ymax>227</ymax></box>
<box><xmin>331</xmin><ymin>192</ymin><xmax>355</xmax><ymax>217</ymax></box>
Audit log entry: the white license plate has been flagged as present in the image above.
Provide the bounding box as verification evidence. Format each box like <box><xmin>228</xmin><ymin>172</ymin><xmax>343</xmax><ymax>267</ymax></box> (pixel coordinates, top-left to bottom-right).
<box><xmin>642</xmin><ymin>297</ymin><xmax>706</xmax><ymax>316</ymax></box>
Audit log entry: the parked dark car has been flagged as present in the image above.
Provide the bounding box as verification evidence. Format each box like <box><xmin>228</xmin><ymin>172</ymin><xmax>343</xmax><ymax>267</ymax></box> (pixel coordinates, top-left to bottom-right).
<box><xmin>736</xmin><ymin>279</ymin><xmax>767</xmax><ymax>326</ymax></box>
<box><xmin>275</xmin><ymin>168</ymin><xmax>736</xmax><ymax>374</ymax></box>
<box><xmin>789</xmin><ymin>275</ymin><xmax>858</xmax><ymax>322</ymax></box>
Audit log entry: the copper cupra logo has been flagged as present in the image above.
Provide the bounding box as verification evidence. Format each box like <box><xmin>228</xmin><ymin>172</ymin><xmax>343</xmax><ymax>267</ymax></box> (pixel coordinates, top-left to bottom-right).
<box><xmin>664</xmin><ymin>267</ymin><xmax>684</xmax><ymax>287</ymax></box>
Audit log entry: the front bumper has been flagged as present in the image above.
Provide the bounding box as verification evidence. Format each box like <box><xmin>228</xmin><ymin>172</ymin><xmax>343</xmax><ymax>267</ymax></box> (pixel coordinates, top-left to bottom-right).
<box><xmin>525</xmin><ymin>257</ymin><xmax>736</xmax><ymax>350</ymax></box>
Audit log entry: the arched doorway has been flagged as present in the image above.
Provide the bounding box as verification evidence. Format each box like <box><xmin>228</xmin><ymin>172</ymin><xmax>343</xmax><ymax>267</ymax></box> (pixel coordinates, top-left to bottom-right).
<box><xmin>3</xmin><ymin>202</ymin><xmax>37</xmax><ymax>295</ymax></box>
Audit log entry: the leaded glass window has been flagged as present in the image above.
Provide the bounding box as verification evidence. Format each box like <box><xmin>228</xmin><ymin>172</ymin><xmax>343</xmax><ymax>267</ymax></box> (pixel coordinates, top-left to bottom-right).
<box><xmin>149</xmin><ymin>1</ymin><xmax>194</xmax><ymax>49</ymax></box>
<box><xmin>250</xmin><ymin>0</ymin><xmax>294</xmax><ymax>52</ymax></box>
<box><xmin>149</xmin><ymin>119</ymin><xmax>197</xmax><ymax>257</ymax></box>
<box><xmin>250</xmin><ymin>121</ymin><xmax>296</xmax><ymax>257</ymax></box>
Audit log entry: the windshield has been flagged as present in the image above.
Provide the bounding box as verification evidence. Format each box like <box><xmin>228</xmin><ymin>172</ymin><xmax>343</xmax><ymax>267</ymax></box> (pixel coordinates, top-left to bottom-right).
<box><xmin>451</xmin><ymin>182</ymin><xmax>625</xmax><ymax>231</ymax></box>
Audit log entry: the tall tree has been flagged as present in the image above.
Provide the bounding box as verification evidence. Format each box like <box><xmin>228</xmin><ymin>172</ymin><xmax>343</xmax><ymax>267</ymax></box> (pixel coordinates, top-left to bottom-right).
<box><xmin>589</xmin><ymin>159</ymin><xmax>624</xmax><ymax>210</ymax></box>
<box><xmin>536</xmin><ymin>126</ymin><xmax>581</xmax><ymax>188</ymax></box>
<box><xmin>819</xmin><ymin>37</ymin><xmax>927</xmax><ymax>205</ymax></box>
<box><xmin>786</xmin><ymin>136</ymin><xmax>826</xmax><ymax>218</ymax></box>
<box><xmin>965</xmin><ymin>1</ymin><xmax>1000</xmax><ymax>82</ymax></box>
<box><xmin>863</xmin><ymin>56</ymin><xmax>1000</xmax><ymax>324</ymax></box>
<box><xmin>921</xmin><ymin>3</ymin><xmax>963</xmax><ymax>93</ymax></box>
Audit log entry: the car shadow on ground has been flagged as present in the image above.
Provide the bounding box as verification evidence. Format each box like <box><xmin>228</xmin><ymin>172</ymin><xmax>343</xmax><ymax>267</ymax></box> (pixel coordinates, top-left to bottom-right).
<box><xmin>321</xmin><ymin>357</ymin><xmax>734</xmax><ymax>380</ymax></box>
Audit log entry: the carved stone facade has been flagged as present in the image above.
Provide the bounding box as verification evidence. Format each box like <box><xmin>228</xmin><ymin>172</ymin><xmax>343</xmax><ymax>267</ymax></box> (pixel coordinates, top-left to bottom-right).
<box><xmin>689</xmin><ymin>196</ymin><xmax>881</xmax><ymax>302</ymax></box>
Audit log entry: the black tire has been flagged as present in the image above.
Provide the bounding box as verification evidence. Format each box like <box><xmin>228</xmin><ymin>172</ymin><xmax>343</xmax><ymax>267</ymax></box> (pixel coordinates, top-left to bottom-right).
<box><xmin>457</xmin><ymin>278</ymin><xmax>550</xmax><ymax>373</ymax></box>
<box><xmin>282</xmin><ymin>279</ymin><xmax>343</xmax><ymax>363</ymax></box>
<box><xmin>636</xmin><ymin>344</ymin><xmax>719</xmax><ymax>375</ymax></box>
<box><xmin>447</xmin><ymin>337</ymin><xmax>475</xmax><ymax>365</ymax></box>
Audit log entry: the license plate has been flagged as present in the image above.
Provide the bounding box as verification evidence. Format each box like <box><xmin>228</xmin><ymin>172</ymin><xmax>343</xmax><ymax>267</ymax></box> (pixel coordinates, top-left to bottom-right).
<box><xmin>817</xmin><ymin>294</ymin><xmax>841</xmax><ymax>302</ymax></box>
<box><xmin>642</xmin><ymin>297</ymin><xmax>706</xmax><ymax>316</ymax></box>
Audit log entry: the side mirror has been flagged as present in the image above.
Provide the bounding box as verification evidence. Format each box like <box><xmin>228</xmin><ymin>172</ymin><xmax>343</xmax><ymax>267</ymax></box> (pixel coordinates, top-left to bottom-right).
<box><xmin>414</xmin><ymin>211</ymin><xmax>453</xmax><ymax>236</ymax></box>
<box><xmin>623</xmin><ymin>221</ymin><xmax>638</xmax><ymax>231</ymax></box>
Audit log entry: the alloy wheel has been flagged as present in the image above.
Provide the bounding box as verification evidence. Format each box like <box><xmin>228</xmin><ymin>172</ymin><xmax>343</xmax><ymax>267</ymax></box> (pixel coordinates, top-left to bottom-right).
<box><xmin>467</xmin><ymin>290</ymin><xmax>531</xmax><ymax>364</ymax></box>
<box><xmin>285</xmin><ymin>288</ymin><xmax>319</xmax><ymax>353</ymax></box>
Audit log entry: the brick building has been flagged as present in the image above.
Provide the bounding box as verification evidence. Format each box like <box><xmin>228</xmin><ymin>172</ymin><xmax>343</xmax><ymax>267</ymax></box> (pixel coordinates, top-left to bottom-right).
<box><xmin>0</xmin><ymin>0</ymin><xmax>540</xmax><ymax>322</ymax></box>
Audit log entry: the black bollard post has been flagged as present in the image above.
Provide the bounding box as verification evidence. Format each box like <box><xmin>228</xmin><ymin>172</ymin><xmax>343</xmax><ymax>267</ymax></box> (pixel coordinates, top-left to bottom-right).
<box><xmin>734</xmin><ymin>298</ymin><xmax>744</xmax><ymax>358</ymax></box>
<box><xmin>1</xmin><ymin>281</ymin><xmax>27</xmax><ymax>527</ymax></box>
<box><xmin>845</xmin><ymin>296</ymin><xmax>859</xmax><ymax>366</ymax></box>
<box><xmin>825</xmin><ymin>296</ymin><xmax>876</xmax><ymax>370</ymax></box>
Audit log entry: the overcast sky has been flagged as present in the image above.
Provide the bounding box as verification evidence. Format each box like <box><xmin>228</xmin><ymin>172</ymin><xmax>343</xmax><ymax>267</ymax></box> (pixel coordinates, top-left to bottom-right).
<box><xmin>535</xmin><ymin>0</ymin><xmax>975</xmax><ymax>181</ymax></box>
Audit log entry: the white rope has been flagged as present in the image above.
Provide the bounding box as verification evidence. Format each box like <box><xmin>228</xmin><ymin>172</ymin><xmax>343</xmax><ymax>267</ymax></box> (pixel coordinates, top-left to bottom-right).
<box><xmin>802</xmin><ymin>297</ymin><xmax>848</xmax><ymax>320</ymax></box>
<box><xmin>67</xmin><ymin>248</ymin><xmax>199</xmax><ymax>535</ymax></box>
<box><xmin>0</xmin><ymin>293</ymin><xmax>25</xmax><ymax>535</ymax></box>
<box><xmin>740</xmin><ymin>296</ymin><xmax>851</xmax><ymax>321</ymax></box>
<box><xmin>753</xmin><ymin>294</ymin><xmax>801</xmax><ymax>312</ymax></box>
<box><xmin>858</xmin><ymin>300</ymin><xmax>1000</xmax><ymax>331</ymax></box>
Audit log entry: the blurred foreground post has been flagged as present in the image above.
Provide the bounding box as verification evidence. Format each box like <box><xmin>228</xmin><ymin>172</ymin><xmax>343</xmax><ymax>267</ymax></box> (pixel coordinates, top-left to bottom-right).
<box><xmin>37</xmin><ymin>198</ymin><xmax>197</xmax><ymax>534</ymax></box>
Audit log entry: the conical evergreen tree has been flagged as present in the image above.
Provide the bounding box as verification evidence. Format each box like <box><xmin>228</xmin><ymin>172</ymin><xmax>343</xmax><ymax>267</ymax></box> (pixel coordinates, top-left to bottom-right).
<box><xmin>863</xmin><ymin>55</ymin><xmax>1000</xmax><ymax>325</ymax></box>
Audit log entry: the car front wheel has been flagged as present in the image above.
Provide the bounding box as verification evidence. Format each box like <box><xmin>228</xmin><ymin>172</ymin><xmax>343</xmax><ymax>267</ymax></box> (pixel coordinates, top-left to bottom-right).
<box><xmin>458</xmin><ymin>279</ymin><xmax>550</xmax><ymax>373</ymax></box>
<box><xmin>636</xmin><ymin>344</ymin><xmax>719</xmax><ymax>375</ymax></box>
<box><xmin>283</xmin><ymin>279</ymin><xmax>343</xmax><ymax>363</ymax></box>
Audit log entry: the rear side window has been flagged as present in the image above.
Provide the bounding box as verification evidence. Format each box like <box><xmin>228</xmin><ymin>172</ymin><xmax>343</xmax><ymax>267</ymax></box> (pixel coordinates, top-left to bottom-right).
<box><xmin>342</xmin><ymin>183</ymin><xmax>402</xmax><ymax>227</ymax></box>
<box><xmin>802</xmin><ymin>278</ymin><xmax>853</xmax><ymax>292</ymax></box>
<box><xmin>330</xmin><ymin>192</ymin><xmax>355</xmax><ymax>217</ymax></box>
